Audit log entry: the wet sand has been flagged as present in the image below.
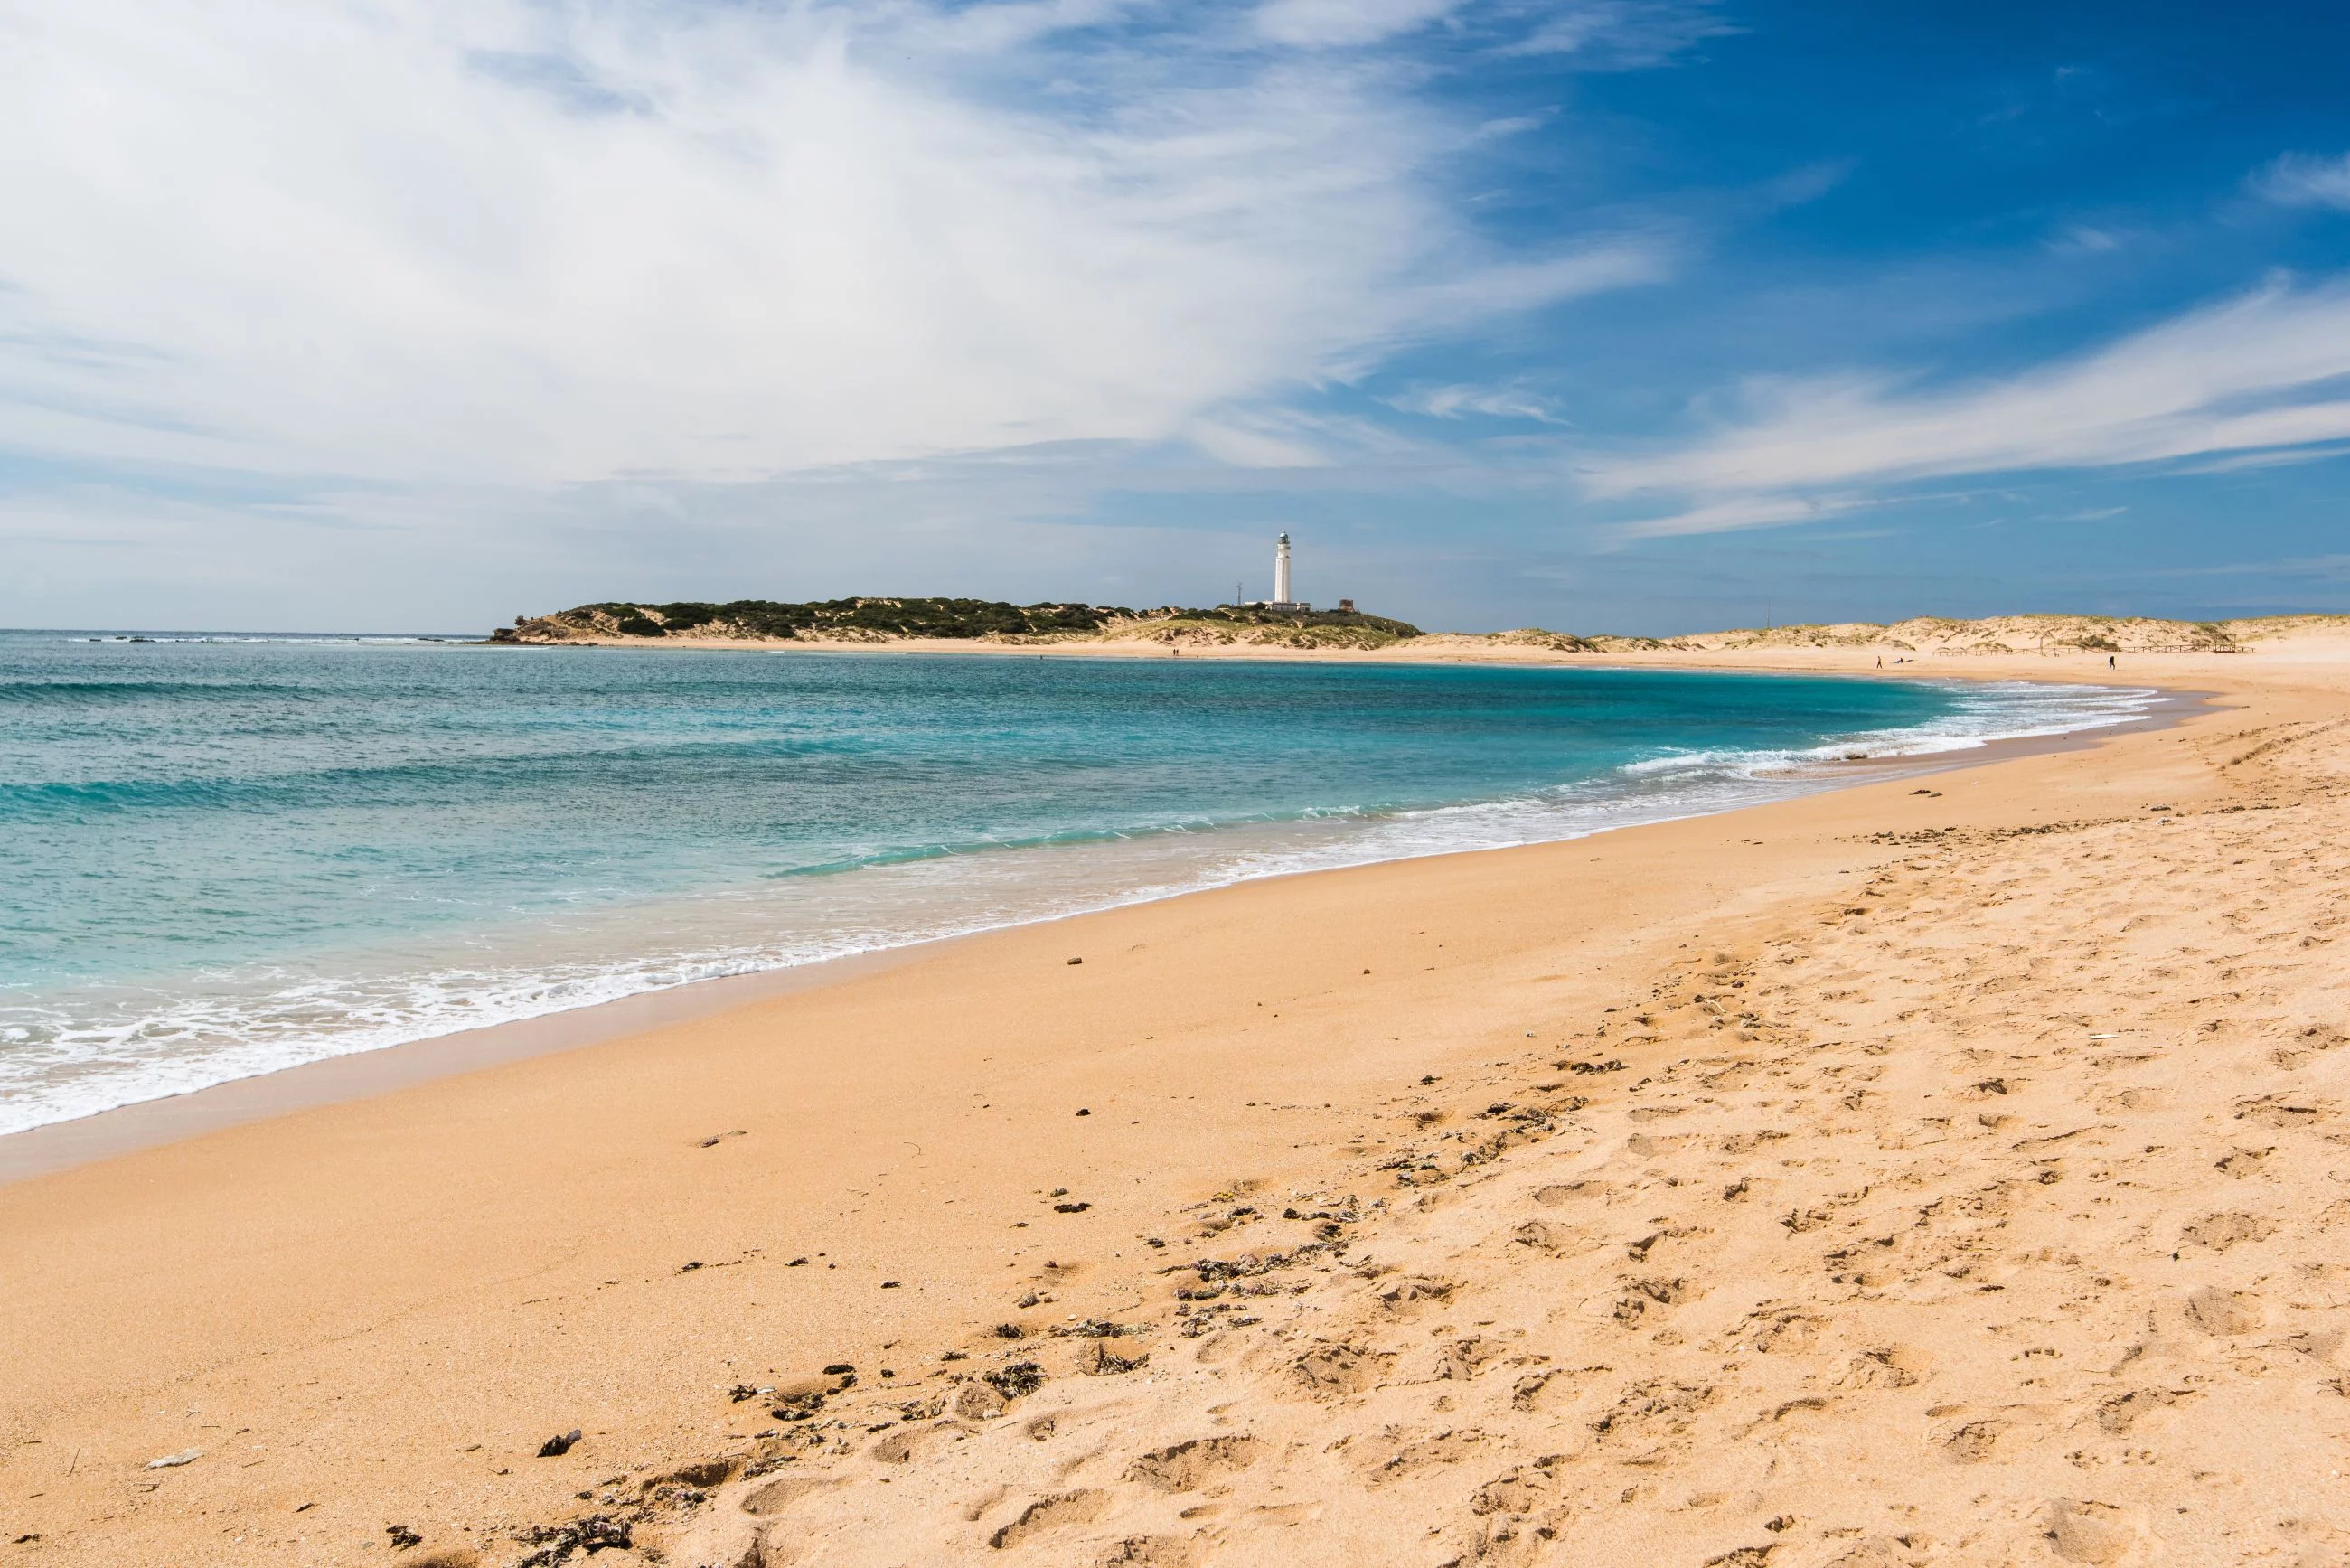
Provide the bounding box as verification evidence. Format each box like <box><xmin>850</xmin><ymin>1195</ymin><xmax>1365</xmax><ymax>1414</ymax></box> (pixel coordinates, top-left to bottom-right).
<box><xmin>0</xmin><ymin>638</ymin><xmax>2342</xmax><ymax>1567</ymax></box>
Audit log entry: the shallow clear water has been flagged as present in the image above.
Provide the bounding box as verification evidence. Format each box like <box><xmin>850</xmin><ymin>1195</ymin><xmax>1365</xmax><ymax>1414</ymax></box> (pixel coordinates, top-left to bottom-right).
<box><xmin>0</xmin><ymin>632</ymin><xmax>2156</xmax><ymax>1133</ymax></box>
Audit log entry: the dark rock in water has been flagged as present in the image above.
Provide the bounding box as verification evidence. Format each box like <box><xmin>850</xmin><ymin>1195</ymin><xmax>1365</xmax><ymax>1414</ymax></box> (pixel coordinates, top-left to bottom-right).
<box><xmin>536</xmin><ymin>1430</ymin><xmax>581</xmax><ymax>1458</ymax></box>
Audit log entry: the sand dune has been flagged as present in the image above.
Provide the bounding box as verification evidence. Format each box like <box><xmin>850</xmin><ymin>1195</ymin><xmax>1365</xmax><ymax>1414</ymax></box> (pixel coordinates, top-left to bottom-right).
<box><xmin>2</xmin><ymin>633</ymin><xmax>2346</xmax><ymax>1566</ymax></box>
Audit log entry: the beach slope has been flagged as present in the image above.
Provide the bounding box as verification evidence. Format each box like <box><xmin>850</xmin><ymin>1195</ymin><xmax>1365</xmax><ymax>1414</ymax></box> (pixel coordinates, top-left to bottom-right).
<box><xmin>1</xmin><ymin>634</ymin><xmax>2346</xmax><ymax>1566</ymax></box>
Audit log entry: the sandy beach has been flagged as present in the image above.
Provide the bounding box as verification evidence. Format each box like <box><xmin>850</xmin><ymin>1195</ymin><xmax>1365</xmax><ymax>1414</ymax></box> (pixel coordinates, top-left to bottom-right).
<box><xmin>4</xmin><ymin>631</ymin><xmax>2347</xmax><ymax>1568</ymax></box>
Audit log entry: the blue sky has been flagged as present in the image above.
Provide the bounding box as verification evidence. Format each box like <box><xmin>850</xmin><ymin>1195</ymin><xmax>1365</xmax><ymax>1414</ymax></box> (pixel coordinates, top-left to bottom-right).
<box><xmin>3</xmin><ymin>0</ymin><xmax>2347</xmax><ymax>633</ymax></box>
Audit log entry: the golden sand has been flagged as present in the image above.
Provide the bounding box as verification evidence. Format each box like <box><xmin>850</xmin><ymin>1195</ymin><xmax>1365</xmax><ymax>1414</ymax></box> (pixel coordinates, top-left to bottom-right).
<box><xmin>2</xmin><ymin>632</ymin><xmax>2346</xmax><ymax>1567</ymax></box>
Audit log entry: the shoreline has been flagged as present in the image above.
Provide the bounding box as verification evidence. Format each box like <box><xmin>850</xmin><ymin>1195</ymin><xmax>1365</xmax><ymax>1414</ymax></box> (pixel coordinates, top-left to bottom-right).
<box><xmin>462</xmin><ymin>631</ymin><xmax>2221</xmax><ymax>675</ymax></box>
<box><xmin>3</xmin><ymin>639</ymin><xmax>2336</xmax><ymax>1566</ymax></box>
<box><xmin>0</xmin><ymin>676</ymin><xmax>2201</xmax><ymax>1186</ymax></box>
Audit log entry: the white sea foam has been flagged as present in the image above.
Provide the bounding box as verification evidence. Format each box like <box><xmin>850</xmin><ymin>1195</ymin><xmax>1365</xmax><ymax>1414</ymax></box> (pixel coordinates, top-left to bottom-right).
<box><xmin>0</xmin><ymin>676</ymin><xmax>2166</xmax><ymax>1138</ymax></box>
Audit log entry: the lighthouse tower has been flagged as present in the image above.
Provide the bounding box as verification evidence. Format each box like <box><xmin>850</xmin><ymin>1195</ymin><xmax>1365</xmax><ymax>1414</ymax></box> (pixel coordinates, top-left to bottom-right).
<box><xmin>1267</xmin><ymin>533</ymin><xmax>1307</xmax><ymax>612</ymax></box>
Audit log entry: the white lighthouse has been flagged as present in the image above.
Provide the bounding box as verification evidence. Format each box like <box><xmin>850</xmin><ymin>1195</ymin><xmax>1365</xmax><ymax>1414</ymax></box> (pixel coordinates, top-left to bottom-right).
<box><xmin>1266</xmin><ymin>533</ymin><xmax>1307</xmax><ymax>612</ymax></box>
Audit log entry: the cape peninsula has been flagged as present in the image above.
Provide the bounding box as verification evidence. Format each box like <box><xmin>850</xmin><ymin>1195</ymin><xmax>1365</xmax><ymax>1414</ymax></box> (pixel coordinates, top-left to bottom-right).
<box><xmin>492</xmin><ymin>599</ymin><xmax>2344</xmax><ymax>658</ymax></box>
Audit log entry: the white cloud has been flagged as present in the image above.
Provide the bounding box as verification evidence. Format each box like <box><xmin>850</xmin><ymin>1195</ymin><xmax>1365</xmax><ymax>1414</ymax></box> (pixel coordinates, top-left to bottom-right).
<box><xmin>1611</xmin><ymin>493</ymin><xmax>1864</xmax><ymax>540</ymax></box>
<box><xmin>1587</xmin><ymin>277</ymin><xmax>2350</xmax><ymax>535</ymax></box>
<box><xmin>1254</xmin><ymin>0</ymin><xmax>1463</xmax><ymax>48</ymax></box>
<box><xmin>2251</xmin><ymin>151</ymin><xmax>2350</xmax><ymax>211</ymax></box>
<box><xmin>1388</xmin><ymin>381</ymin><xmax>1565</xmax><ymax>420</ymax></box>
<box><xmin>1505</xmin><ymin>0</ymin><xmax>1736</xmax><ymax>63</ymax></box>
<box><xmin>2048</xmin><ymin>224</ymin><xmax>2124</xmax><ymax>255</ymax></box>
<box><xmin>0</xmin><ymin>0</ymin><xmax>1654</xmax><ymax>490</ymax></box>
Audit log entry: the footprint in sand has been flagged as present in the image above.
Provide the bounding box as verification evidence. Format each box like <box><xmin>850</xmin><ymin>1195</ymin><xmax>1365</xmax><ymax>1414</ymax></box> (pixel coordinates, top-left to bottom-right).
<box><xmin>2042</xmin><ymin>1498</ymin><xmax>2140</xmax><ymax>1564</ymax></box>
<box><xmin>1531</xmin><ymin>1180</ymin><xmax>1611</xmax><ymax>1206</ymax></box>
<box><xmin>1124</xmin><ymin>1435</ymin><xmax>1265</xmax><ymax>1492</ymax></box>
<box><xmin>1937</xmin><ymin>1417</ymin><xmax>2003</xmax><ymax>1463</ymax></box>
<box><xmin>1292</xmin><ymin>1340</ymin><xmax>1396</xmax><ymax>1398</ymax></box>
<box><xmin>2185</xmin><ymin>1285</ymin><xmax>2263</xmax><ymax>1336</ymax></box>
<box><xmin>2178</xmin><ymin>1212</ymin><xmax>2273</xmax><ymax>1252</ymax></box>
<box><xmin>1097</xmin><ymin>1537</ymin><xmax>1198</xmax><ymax>1566</ymax></box>
<box><xmin>867</xmin><ymin>1421</ymin><xmax>973</xmax><ymax>1464</ymax></box>
<box><xmin>1509</xmin><ymin>1218</ymin><xmax>1572</xmax><ymax>1253</ymax></box>
<box><xmin>2093</xmin><ymin>1387</ymin><xmax>2191</xmax><ymax>1434</ymax></box>
<box><xmin>1376</xmin><ymin>1275</ymin><xmax>1457</xmax><ymax>1317</ymax></box>
<box><xmin>1835</xmin><ymin>1346</ymin><xmax>1923</xmax><ymax>1387</ymax></box>
<box><xmin>985</xmin><ymin>1489</ymin><xmax>1108</xmax><ymax>1550</ymax></box>
<box><xmin>1588</xmin><ymin>1379</ymin><xmax>1716</xmax><ymax>1459</ymax></box>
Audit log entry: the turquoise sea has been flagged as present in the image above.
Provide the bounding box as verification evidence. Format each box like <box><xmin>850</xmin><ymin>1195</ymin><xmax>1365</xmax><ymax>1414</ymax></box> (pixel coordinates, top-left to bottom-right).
<box><xmin>0</xmin><ymin>632</ymin><xmax>2157</xmax><ymax>1134</ymax></box>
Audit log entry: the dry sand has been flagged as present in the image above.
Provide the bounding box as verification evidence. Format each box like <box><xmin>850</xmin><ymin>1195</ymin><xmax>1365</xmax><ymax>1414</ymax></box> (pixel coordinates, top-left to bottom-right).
<box><xmin>2</xmin><ymin>634</ymin><xmax>2347</xmax><ymax>1568</ymax></box>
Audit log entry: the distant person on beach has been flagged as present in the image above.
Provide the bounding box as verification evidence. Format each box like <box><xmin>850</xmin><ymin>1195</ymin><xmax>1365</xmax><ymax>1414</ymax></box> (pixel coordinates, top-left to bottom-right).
<box><xmin>2110</xmin><ymin>655</ymin><xmax>2116</xmax><ymax>668</ymax></box>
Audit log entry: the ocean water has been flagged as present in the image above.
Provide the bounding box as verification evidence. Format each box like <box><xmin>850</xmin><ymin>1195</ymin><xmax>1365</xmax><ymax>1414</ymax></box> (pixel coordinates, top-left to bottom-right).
<box><xmin>0</xmin><ymin>632</ymin><xmax>2157</xmax><ymax>1134</ymax></box>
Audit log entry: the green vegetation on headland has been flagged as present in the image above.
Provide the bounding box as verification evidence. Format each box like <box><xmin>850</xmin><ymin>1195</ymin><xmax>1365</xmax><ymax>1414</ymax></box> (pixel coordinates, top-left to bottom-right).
<box><xmin>489</xmin><ymin>606</ymin><xmax>2346</xmax><ymax>655</ymax></box>
<box><xmin>540</xmin><ymin>597</ymin><xmax>1123</xmax><ymax>640</ymax></box>
<box><xmin>494</xmin><ymin>597</ymin><xmax>1424</xmax><ymax>648</ymax></box>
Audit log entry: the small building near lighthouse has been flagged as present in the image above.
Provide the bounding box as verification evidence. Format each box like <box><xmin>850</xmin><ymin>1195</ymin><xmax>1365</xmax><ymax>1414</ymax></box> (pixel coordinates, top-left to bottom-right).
<box><xmin>1264</xmin><ymin>532</ymin><xmax>1309</xmax><ymax>612</ymax></box>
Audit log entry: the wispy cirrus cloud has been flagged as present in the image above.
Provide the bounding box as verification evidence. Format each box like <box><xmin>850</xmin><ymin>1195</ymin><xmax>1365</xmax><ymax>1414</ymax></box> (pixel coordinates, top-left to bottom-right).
<box><xmin>2250</xmin><ymin>150</ymin><xmax>2350</xmax><ymax>210</ymax></box>
<box><xmin>0</xmin><ymin>0</ymin><xmax>1670</xmax><ymax>491</ymax></box>
<box><xmin>1253</xmin><ymin>0</ymin><xmax>1465</xmax><ymax>48</ymax></box>
<box><xmin>1587</xmin><ymin>276</ymin><xmax>2350</xmax><ymax>537</ymax></box>
<box><xmin>1504</xmin><ymin>0</ymin><xmax>1739</xmax><ymax>63</ymax></box>
<box><xmin>1386</xmin><ymin>381</ymin><xmax>1567</xmax><ymax>421</ymax></box>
